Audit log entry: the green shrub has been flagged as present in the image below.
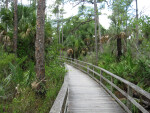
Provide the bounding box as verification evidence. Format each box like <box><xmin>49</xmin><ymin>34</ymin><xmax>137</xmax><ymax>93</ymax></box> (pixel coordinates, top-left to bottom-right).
<box><xmin>0</xmin><ymin>51</ymin><xmax>15</xmax><ymax>80</ymax></box>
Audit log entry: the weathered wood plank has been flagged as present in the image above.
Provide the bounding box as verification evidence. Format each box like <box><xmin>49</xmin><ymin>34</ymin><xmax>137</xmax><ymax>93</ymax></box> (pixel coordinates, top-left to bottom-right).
<box><xmin>68</xmin><ymin>109</ymin><xmax>126</xmax><ymax>113</ymax></box>
<box><xmin>66</xmin><ymin>64</ymin><xmax>125</xmax><ymax>113</ymax></box>
<box><xmin>71</xmin><ymin>58</ymin><xmax>150</xmax><ymax>100</ymax></box>
<box><xmin>59</xmin><ymin>57</ymin><xmax>150</xmax><ymax>113</ymax></box>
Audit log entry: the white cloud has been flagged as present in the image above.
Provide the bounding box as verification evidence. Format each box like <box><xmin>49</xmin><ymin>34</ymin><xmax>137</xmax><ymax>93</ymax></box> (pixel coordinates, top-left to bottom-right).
<box><xmin>132</xmin><ymin>0</ymin><xmax>150</xmax><ymax>17</ymax></box>
<box><xmin>63</xmin><ymin>3</ymin><xmax>78</xmax><ymax>18</ymax></box>
<box><xmin>99</xmin><ymin>4</ymin><xmax>112</xmax><ymax>29</ymax></box>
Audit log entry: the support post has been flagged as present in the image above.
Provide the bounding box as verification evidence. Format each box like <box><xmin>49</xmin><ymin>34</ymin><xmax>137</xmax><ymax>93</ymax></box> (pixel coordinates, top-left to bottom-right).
<box><xmin>87</xmin><ymin>65</ymin><xmax>89</xmax><ymax>74</ymax></box>
<box><xmin>100</xmin><ymin>70</ymin><xmax>103</xmax><ymax>84</ymax></box>
<box><xmin>76</xmin><ymin>60</ymin><xmax>78</xmax><ymax>67</ymax></box>
<box><xmin>71</xmin><ymin>58</ymin><xmax>72</xmax><ymax>65</ymax></box>
<box><xmin>127</xmin><ymin>85</ymin><xmax>133</xmax><ymax>111</ymax></box>
<box><xmin>93</xmin><ymin>67</ymin><xmax>94</xmax><ymax>76</ymax></box>
<box><xmin>111</xmin><ymin>76</ymin><xmax>113</xmax><ymax>92</ymax></box>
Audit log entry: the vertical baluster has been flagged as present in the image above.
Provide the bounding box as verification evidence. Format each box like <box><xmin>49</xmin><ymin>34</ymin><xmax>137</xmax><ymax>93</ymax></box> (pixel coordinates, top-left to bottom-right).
<box><xmin>76</xmin><ymin>60</ymin><xmax>77</xmax><ymax>66</ymax></box>
<box><xmin>100</xmin><ymin>70</ymin><xmax>103</xmax><ymax>84</ymax></box>
<box><xmin>71</xmin><ymin>58</ymin><xmax>72</xmax><ymax>65</ymax></box>
<box><xmin>87</xmin><ymin>65</ymin><xmax>89</xmax><ymax>74</ymax></box>
<box><xmin>127</xmin><ymin>85</ymin><xmax>133</xmax><ymax>111</ymax></box>
<box><xmin>93</xmin><ymin>67</ymin><xmax>94</xmax><ymax>76</ymax></box>
<box><xmin>75</xmin><ymin>59</ymin><xmax>76</xmax><ymax>66</ymax></box>
<box><xmin>111</xmin><ymin>76</ymin><xmax>113</xmax><ymax>92</ymax></box>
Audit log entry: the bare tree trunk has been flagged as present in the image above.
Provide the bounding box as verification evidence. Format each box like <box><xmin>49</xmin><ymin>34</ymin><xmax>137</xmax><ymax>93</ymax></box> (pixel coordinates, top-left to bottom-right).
<box><xmin>58</xmin><ymin>13</ymin><xmax>60</xmax><ymax>44</ymax></box>
<box><xmin>62</xmin><ymin>13</ymin><xmax>64</xmax><ymax>44</ymax></box>
<box><xmin>56</xmin><ymin>12</ymin><xmax>60</xmax><ymax>44</ymax></box>
<box><xmin>124</xmin><ymin>5</ymin><xmax>128</xmax><ymax>54</ymax></box>
<box><xmin>94</xmin><ymin>0</ymin><xmax>98</xmax><ymax>64</ymax></box>
<box><xmin>35</xmin><ymin>0</ymin><xmax>46</xmax><ymax>80</ymax></box>
<box><xmin>5</xmin><ymin>0</ymin><xmax>8</xmax><ymax>8</ymax></box>
<box><xmin>62</xmin><ymin>2</ymin><xmax>64</xmax><ymax>44</ymax></box>
<box><xmin>97</xmin><ymin>11</ymin><xmax>103</xmax><ymax>53</ymax></box>
<box><xmin>117</xmin><ymin>36</ymin><xmax>122</xmax><ymax>61</ymax></box>
<box><xmin>13</xmin><ymin>0</ymin><xmax>18</xmax><ymax>55</ymax></box>
<box><xmin>94</xmin><ymin>1</ymin><xmax>102</xmax><ymax>53</ymax></box>
<box><xmin>5</xmin><ymin>0</ymin><xmax>8</xmax><ymax>31</ymax></box>
<box><xmin>62</xmin><ymin>22</ymin><xmax>63</xmax><ymax>44</ymax></box>
<box><xmin>135</xmin><ymin>0</ymin><xmax>139</xmax><ymax>45</ymax></box>
<box><xmin>0</xmin><ymin>1</ymin><xmax>1</xmax><ymax>22</ymax></box>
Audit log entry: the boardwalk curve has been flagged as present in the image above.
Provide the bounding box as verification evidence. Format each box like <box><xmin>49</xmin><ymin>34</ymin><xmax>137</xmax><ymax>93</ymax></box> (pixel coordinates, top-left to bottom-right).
<box><xmin>50</xmin><ymin>58</ymin><xmax>150</xmax><ymax>113</ymax></box>
<box><xmin>66</xmin><ymin>64</ymin><xmax>125</xmax><ymax>113</ymax></box>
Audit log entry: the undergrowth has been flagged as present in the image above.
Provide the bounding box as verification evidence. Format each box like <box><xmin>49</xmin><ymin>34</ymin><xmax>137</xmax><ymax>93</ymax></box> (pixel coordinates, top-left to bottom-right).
<box><xmin>0</xmin><ymin>44</ymin><xmax>66</xmax><ymax>113</ymax></box>
<box><xmin>80</xmin><ymin>51</ymin><xmax>150</xmax><ymax>92</ymax></box>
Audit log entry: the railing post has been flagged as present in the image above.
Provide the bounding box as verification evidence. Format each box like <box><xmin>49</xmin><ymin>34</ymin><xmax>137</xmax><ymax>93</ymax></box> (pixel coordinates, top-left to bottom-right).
<box><xmin>111</xmin><ymin>76</ymin><xmax>113</xmax><ymax>92</ymax></box>
<box><xmin>74</xmin><ymin>59</ymin><xmax>76</xmax><ymax>66</ymax></box>
<box><xmin>100</xmin><ymin>70</ymin><xmax>103</xmax><ymax>84</ymax></box>
<box><xmin>71</xmin><ymin>58</ymin><xmax>72</xmax><ymax>65</ymax></box>
<box><xmin>87</xmin><ymin>65</ymin><xmax>89</xmax><ymax>74</ymax></box>
<box><xmin>76</xmin><ymin>60</ymin><xmax>77</xmax><ymax>65</ymax></box>
<box><xmin>127</xmin><ymin>85</ymin><xmax>133</xmax><ymax>111</ymax></box>
<box><xmin>93</xmin><ymin>67</ymin><xmax>94</xmax><ymax>76</ymax></box>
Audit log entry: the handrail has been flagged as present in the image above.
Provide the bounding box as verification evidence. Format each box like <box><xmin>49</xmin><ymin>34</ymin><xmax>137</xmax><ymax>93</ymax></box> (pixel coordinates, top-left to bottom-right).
<box><xmin>49</xmin><ymin>72</ymin><xmax>68</xmax><ymax>113</ymax></box>
<box><xmin>61</xmin><ymin>57</ymin><xmax>150</xmax><ymax>113</ymax></box>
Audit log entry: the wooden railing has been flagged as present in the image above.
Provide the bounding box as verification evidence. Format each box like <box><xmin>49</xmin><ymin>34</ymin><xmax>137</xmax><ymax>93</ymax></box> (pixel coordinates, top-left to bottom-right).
<box><xmin>61</xmin><ymin>57</ymin><xmax>150</xmax><ymax>113</ymax></box>
<box><xmin>49</xmin><ymin>73</ymin><xmax>68</xmax><ymax>113</ymax></box>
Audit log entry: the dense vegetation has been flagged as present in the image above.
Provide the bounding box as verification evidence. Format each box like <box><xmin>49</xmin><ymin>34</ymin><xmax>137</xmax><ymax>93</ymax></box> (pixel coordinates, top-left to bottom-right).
<box><xmin>59</xmin><ymin>0</ymin><xmax>150</xmax><ymax>92</ymax></box>
<box><xmin>0</xmin><ymin>0</ymin><xmax>149</xmax><ymax>112</ymax></box>
<box><xmin>0</xmin><ymin>1</ymin><xmax>66</xmax><ymax>112</ymax></box>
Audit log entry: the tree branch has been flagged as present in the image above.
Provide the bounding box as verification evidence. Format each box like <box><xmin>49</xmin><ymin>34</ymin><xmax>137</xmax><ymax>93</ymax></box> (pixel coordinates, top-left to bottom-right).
<box><xmin>69</xmin><ymin>18</ymin><xmax>94</xmax><ymax>34</ymax></box>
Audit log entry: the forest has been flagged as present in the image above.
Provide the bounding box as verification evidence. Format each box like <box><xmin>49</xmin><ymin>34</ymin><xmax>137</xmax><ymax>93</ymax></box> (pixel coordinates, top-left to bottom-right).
<box><xmin>0</xmin><ymin>0</ymin><xmax>150</xmax><ymax>112</ymax></box>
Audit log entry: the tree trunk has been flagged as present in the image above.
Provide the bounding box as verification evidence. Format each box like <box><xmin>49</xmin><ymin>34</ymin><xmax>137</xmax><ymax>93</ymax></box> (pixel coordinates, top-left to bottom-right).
<box><xmin>56</xmin><ymin>12</ymin><xmax>60</xmax><ymax>44</ymax></box>
<box><xmin>97</xmin><ymin>10</ymin><xmax>103</xmax><ymax>53</ymax></box>
<box><xmin>117</xmin><ymin>36</ymin><xmax>122</xmax><ymax>61</ymax></box>
<box><xmin>124</xmin><ymin>5</ymin><xmax>128</xmax><ymax>53</ymax></box>
<box><xmin>94</xmin><ymin>0</ymin><xmax>98</xmax><ymax>64</ymax></box>
<box><xmin>62</xmin><ymin>13</ymin><xmax>64</xmax><ymax>44</ymax></box>
<box><xmin>13</xmin><ymin>0</ymin><xmax>18</xmax><ymax>55</ymax></box>
<box><xmin>5</xmin><ymin>0</ymin><xmax>8</xmax><ymax>31</ymax></box>
<box><xmin>58</xmin><ymin>13</ymin><xmax>60</xmax><ymax>44</ymax></box>
<box><xmin>35</xmin><ymin>0</ymin><xmax>46</xmax><ymax>80</ymax></box>
<box><xmin>5</xmin><ymin>0</ymin><xmax>8</xmax><ymax>8</ymax></box>
<box><xmin>135</xmin><ymin>0</ymin><xmax>139</xmax><ymax>45</ymax></box>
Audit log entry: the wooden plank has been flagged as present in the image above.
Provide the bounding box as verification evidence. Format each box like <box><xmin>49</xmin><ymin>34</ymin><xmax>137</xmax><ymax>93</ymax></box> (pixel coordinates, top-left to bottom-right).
<box><xmin>64</xmin><ymin>57</ymin><xmax>150</xmax><ymax>100</ymax></box>
<box><xmin>66</xmin><ymin>64</ymin><xmax>125</xmax><ymax>113</ymax></box>
<box><xmin>68</xmin><ymin>108</ymin><xmax>126</xmax><ymax>113</ymax></box>
<box><xmin>60</xmin><ymin>57</ymin><xmax>150</xmax><ymax>113</ymax></box>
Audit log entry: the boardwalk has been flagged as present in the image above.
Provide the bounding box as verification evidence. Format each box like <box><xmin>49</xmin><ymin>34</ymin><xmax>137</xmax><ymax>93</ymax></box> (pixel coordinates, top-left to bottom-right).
<box><xmin>66</xmin><ymin>64</ymin><xmax>126</xmax><ymax>113</ymax></box>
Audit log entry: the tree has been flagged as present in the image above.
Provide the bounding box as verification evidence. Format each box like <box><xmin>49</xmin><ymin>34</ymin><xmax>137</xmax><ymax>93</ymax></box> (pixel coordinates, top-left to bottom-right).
<box><xmin>74</xmin><ymin>0</ymin><xmax>104</xmax><ymax>62</ymax></box>
<box><xmin>52</xmin><ymin>0</ymin><xmax>62</xmax><ymax>44</ymax></box>
<box><xmin>60</xmin><ymin>3</ymin><xmax>64</xmax><ymax>44</ymax></box>
<box><xmin>13</xmin><ymin>0</ymin><xmax>18</xmax><ymax>54</ymax></box>
<box><xmin>139</xmin><ymin>16</ymin><xmax>150</xmax><ymax>39</ymax></box>
<box><xmin>5</xmin><ymin>0</ymin><xmax>8</xmax><ymax>8</ymax></box>
<box><xmin>135</xmin><ymin>0</ymin><xmax>139</xmax><ymax>45</ymax></box>
<box><xmin>109</xmin><ymin>0</ymin><xmax>133</xmax><ymax>60</ymax></box>
<box><xmin>94</xmin><ymin>0</ymin><xmax>98</xmax><ymax>63</ymax></box>
<box><xmin>35</xmin><ymin>0</ymin><xmax>46</xmax><ymax>81</ymax></box>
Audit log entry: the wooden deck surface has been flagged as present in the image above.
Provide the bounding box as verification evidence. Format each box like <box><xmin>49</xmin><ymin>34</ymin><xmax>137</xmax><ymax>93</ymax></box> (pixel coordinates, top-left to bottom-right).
<box><xmin>66</xmin><ymin>64</ymin><xmax>126</xmax><ymax>113</ymax></box>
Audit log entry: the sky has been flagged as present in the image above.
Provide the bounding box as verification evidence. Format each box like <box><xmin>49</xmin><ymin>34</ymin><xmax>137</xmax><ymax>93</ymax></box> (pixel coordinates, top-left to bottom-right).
<box><xmin>18</xmin><ymin>0</ymin><xmax>150</xmax><ymax>29</ymax></box>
